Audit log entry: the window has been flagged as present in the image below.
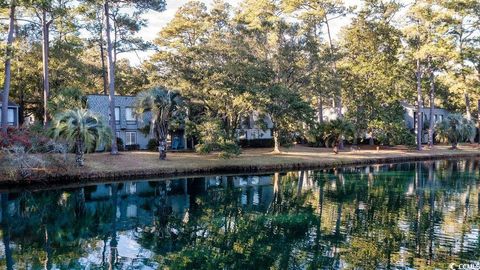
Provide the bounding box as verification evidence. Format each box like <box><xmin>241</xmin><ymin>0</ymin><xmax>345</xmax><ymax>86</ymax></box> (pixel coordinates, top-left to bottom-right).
<box><xmin>115</xmin><ymin>107</ymin><xmax>120</xmax><ymax>123</ymax></box>
<box><xmin>126</xmin><ymin>131</ymin><xmax>137</xmax><ymax>145</ymax></box>
<box><xmin>115</xmin><ymin>131</ymin><xmax>120</xmax><ymax>139</ymax></box>
<box><xmin>0</xmin><ymin>108</ymin><xmax>15</xmax><ymax>125</ymax></box>
<box><xmin>125</xmin><ymin>107</ymin><xmax>136</xmax><ymax>122</ymax></box>
<box><xmin>109</xmin><ymin>107</ymin><xmax>120</xmax><ymax>123</ymax></box>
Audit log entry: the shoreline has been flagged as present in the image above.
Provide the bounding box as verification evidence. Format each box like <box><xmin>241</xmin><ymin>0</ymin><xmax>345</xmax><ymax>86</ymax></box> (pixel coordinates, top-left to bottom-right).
<box><xmin>1</xmin><ymin>145</ymin><xmax>479</xmax><ymax>191</ymax></box>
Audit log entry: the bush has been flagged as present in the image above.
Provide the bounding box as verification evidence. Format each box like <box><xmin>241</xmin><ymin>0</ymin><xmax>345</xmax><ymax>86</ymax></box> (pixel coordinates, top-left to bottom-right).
<box><xmin>218</xmin><ymin>141</ymin><xmax>241</xmax><ymax>158</ymax></box>
<box><xmin>196</xmin><ymin>140</ymin><xmax>241</xmax><ymax>159</ymax></box>
<box><xmin>125</xmin><ymin>144</ymin><xmax>140</xmax><ymax>151</ymax></box>
<box><xmin>238</xmin><ymin>138</ymin><xmax>274</xmax><ymax>148</ymax></box>
<box><xmin>305</xmin><ymin>123</ymin><xmax>326</xmax><ymax>147</ymax></box>
<box><xmin>0</xmin><ymin>126</ymin><xmax>54</xmax><ymax>152</ymax></box>
<box><xmin>147</xmin><ymin>138</ymin><xmax>159</xmax><ymax>151</ymax></box>
<box><xmin>368</xmin><ymin>120</ymin><xmax>415</xmax><ymax>146</ymax></box>
<box><xmin>117</xmin><ymin>137</ymin><xmax>125</xmax><ymax>151</ymax></box>
<box><xmin>195</xmin><ymin>119</ymin><xmax>241</xmax><ymax>158</ymax></box>
<box><xmin>1</xmin><ymin>143</ymin><xmax>72</xmax><ymax>179</ymax></box>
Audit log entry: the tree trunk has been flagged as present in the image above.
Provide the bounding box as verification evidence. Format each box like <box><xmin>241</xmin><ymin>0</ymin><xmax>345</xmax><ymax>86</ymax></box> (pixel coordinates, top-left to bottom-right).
<box><xmin>324</xmin><ymin>17</ymin><xmax>341</xmax><ymax>118</ymax></box>
<box><xmin>104</xmin><ymin>1</ymin><xmax>118</xmax><ymax>154</ymax></box>
<box><xmin>325</xmin><ymin>17</ymin><xmax>344</xmax><ymax>150</ymax></box>
<box><xmin>465</xmin><ymin>91</ymin><xmax>471</xmax><ymax>120</ymax></box>
<box><xmin>273</xmin><ymin>129</ymin><xmax>280</xmax><ymax>153</ymax></box>
<box><xmin>416</xmin><ymin>58</ymin><xmax>423</xmax><ymax>151</ymax></box>
<box><xmin>317</xmin><ymin>97</ymin><xmax>323</xmax><ymax>124</ymax></box>
<box><xmin>75</xmin><ymin>139</ymin><xmax>85</xmax><ymax>166</ymax></box>
<box><xmin>158</xmin><ymin>138</ymin><xmax>167</xmax><ymax>160</ymax></box>
<box><xmin>42</xmin><ymin>10</ymin><xmax>51</xmax><ymax>127</ymax></box>
<box><xmin>478</xmin><ymin>99</ymin><xmax>480</xmax><ymax>145</ymax></box>
<box><xmin>100</xmin><ymin>40</ymin><xmax>108</xmax><ymax>95</ymax></box>
<box><xmin>428</xmin><ymin>58</ymin><xmax>435</xmax><ymax>148</ymax></box>
<box><xmin>1</xmin><ymin>2</ymin><xmax>15</xmax><ymax>135</ymax></box>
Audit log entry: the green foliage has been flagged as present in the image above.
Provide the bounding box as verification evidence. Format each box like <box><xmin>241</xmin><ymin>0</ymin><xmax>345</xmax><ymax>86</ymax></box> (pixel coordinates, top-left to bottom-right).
<box><xmin>305</xmin><ymin>123</ymin><xmax>326</xmax><ymax>147</ymax></box>
<box><xmin>257</xmin><ymin>85</ymin><xmax>314</xmax><ymax>150</ymax></box>
<box><xmin>435</xmin><ymin>113</ymin><xmax>476</xmax><ymax>148</ymax></box>
<box><xmin>47</xmin><ymin>88</ymin><xmax>85</xmax><ymax>115</ymax></box>
<box><xmin>147</xmin><ymin>138</ymin><xmax>159</xmax><ymax>151</ymax></box>
<box><xmin>195</xmin><ymin>119</ymin><xmax>241</xmax><ymax>158</ymax></box>
<box><xmin>134</xmin><ymin>87</ymin><xmax>183</xmax><ymax>142</ymax></box>
<box><xmin>323</xmin><ymin>119</ymin><xmax>354</xmax><ymax>147</ymax></box>
<box><xmin>50</xmin><ymin>109</ymin><xmax>111</xmax><ymax>165</ymax></box>
<box><xmin>368</xmin><ymin>120</ymin><xmax>415</xmax><ymax>146</ymax></box>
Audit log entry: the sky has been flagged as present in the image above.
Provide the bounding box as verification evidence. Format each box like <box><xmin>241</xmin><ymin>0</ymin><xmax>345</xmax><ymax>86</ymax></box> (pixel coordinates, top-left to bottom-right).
<box><xmin>124</xmin><ymin>0</ymin><xmax>356</xmax><ymax>65</ymax></box>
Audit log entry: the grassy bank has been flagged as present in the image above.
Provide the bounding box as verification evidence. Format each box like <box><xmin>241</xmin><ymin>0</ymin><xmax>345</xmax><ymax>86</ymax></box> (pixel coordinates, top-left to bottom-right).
<box><xmin>1</xmin><ymin>144</ymin><xmax>480</xmax><ymax>187</ymax></box>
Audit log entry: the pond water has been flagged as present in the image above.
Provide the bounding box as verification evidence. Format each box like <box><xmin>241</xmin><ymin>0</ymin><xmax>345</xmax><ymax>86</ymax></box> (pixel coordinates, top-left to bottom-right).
<box><xmin>0</xmin><ymin>159</ymin><xmax>479</xmax><ymax>269</ymax></box>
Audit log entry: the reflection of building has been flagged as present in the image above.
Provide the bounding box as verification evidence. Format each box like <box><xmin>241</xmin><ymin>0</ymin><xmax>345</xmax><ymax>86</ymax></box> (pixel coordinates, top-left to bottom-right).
<box><xmin>80</xmin><ymin>175</ymin><xmax>274</xmax><ymax>230</ymax></box>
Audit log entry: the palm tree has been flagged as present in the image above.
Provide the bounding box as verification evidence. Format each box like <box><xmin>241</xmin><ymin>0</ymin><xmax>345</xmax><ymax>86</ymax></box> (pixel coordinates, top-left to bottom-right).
<box><xmin>134</xmin><ymin>87</ymin><xmax>182</xmax><ymax>160</ymax></box>
<box><xmin>323</xmin><ymin>119</ymin><xmax>354</xmax><ymax>152</ymax></box>
<box><xmin>435</xmin><ymin>113</ymin><xmax>475</xmax><ymax>149</ymax></box>
<box><xmin>50</xmin><ymin>109</ymin><xmax>111</xmax><ymax>166</ymax></box>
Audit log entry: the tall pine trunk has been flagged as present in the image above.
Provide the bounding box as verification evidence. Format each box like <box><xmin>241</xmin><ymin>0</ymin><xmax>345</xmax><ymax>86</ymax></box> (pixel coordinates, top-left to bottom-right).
<box><xmin>325</xmin><ymin>17</ymin><xmax>343</xmax><ymax>149</ymax></box>
<box><xmin>1</xmin><ymin>1</ymin><xmax>15</xmax><ymax>135</ymax></box>
<box><xmin>416</xmin><ymin>58</ymin><xmax>423</xmax><ymax>151</ymax></box>
<box><xmin>428</xmin><ymin>58</ymin><xmax>435</xmax><ymax>148</ymax></box>
<box><xmin>99</xmin><ymin>26</ymin><xmax>108</xmax><ymax>95</ymax></box>
<box><xmin>464</xmin><ymin>89</ymin><xmax>471</xmax><ymax>120</ymax></box>
<box><xmin>478</xmin><ymin>99</ymin><xmax>480</xmax><ymax>145</ymax></box>
<box><xmin>41</xmin><ymin>10</ymin><xmax>51</xmax><ymax>127</ymax></box>
<box><xmin>317</xmin><ymin>97</ymin><xmax>323</xmax><ymax>124</ymax></box>
<box><xmin>104</xmin><ymin>0</ymin><xmax>118</xmax><ymax>154</ymax></box>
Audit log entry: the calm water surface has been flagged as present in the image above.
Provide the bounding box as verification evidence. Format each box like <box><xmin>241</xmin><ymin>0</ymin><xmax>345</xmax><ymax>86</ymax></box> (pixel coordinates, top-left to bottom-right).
<box><xmin>0</xmin><ymin>159</ymin><xmax>479</xmax><ymax>269</ymax></box>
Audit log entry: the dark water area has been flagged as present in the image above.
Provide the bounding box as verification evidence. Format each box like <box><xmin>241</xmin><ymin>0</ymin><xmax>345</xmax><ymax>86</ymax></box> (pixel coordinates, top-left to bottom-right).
<box><xmin>0</xmin><ymin>159</ymin><xmax>479</xmax><ymax>269</ymax></box>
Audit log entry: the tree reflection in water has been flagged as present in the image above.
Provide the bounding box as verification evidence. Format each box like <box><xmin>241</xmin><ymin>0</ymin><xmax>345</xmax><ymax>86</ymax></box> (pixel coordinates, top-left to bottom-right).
<box><xmin>0</xmin><ymin>159</ymin><xmax>479</xmax><ymax>269</ymax></box>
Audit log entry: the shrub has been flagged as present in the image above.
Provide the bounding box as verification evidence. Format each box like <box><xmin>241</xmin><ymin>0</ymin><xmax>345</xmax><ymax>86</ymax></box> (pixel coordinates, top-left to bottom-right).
<box><xmin>117</xmin><ymin>137</ymin><xmax>125</xmax><ymax>151</ymax></box>
<box><xmin>238</xmin><ymin>138</ymin><xmax>274</xmax><ymax>148</ymax></box>
<box><xmin>1</xmin><ymin>143</ymin><xmax>72</xmax><ymax>180</ymax></box>
<box><xmin>0</xmin><ymin>126</ymin><xmax>54</xmax><ymax>152</ymax></box>
<box><xmin>305</xmin><ymin>123</ymin><xmax>326</xmax><ymax>147</ymax></box>
<box><xmin>105</xmin><ymin>137</ymin><xmax>124</xmax><ymax>152</ymax></box>
<box><xmin>368</xmin><ymin>120</ymin><xmax>415</xmax><ymax>146</ymax></box>
<box><xmin>125</xmin><ymin>144</ymin><xmax>140</xmax><ymax>151</ymax></box>
<box><xmin>147</xmin><ymin>138</ymin><xmax>159</xmax><ymax>151</ymax></box>
<box><xmin>195</xmin><ymin>119</ymin><xmax>241</xmax><ymax>158</ymax></box>
<box><xmin>218</xmin><ymin>141</ymin><xmax>241</xmax><ymax>158</ymax></box>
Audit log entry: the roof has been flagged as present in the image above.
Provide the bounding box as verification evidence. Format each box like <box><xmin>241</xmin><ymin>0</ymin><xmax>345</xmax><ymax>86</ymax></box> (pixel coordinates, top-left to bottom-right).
<box><xmin>400</xmin><ymin>101</ymin><xmax>449</xmax><ymax>113</ymax></box>
<box><xmin>0</xmin><ymin>91</ymin><xmax>19</xmax><ymax>107</ymax></box>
